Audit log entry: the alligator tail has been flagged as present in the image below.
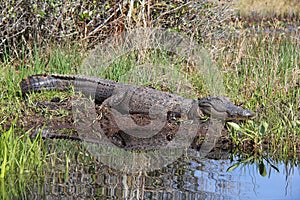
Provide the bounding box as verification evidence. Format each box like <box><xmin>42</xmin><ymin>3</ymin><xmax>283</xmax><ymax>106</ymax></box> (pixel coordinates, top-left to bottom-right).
<box><xmin>20</xmin><ymin>74</ymin><xmax>72</xmax><ymax>95</ymax></box>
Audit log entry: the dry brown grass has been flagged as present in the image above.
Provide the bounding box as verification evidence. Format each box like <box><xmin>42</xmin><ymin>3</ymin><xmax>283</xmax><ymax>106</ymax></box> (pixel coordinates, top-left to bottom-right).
<box><xmin>0</xmin><ymin>0</ymin><xmax>233</xmax><ymax>59</ymax></box>
<box><xmin>234</xmin><ymin>0</ymin><xmax>300</xmax><ymax>19</ymax></box>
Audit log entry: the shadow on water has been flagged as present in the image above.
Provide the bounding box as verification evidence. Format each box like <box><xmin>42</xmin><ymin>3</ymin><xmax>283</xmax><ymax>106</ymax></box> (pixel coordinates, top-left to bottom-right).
<box><xmin>2</xmin><ymin>142</ymin><xmax>300</xmax><ymax>200</ymax></box>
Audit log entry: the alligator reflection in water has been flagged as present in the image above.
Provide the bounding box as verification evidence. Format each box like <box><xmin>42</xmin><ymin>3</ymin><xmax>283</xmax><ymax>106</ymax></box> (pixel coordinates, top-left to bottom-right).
<box><xmin>5</xmin><ymin>150</ymin><xmax>300</xmax><ymax>199</ymax></box>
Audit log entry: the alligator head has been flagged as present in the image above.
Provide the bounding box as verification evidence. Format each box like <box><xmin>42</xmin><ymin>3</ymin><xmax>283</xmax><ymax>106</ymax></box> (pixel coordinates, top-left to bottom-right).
<box><xmin>198</xmin><ymin>96</ymin><xmax>254</xmax><ymax>121</ymax></box>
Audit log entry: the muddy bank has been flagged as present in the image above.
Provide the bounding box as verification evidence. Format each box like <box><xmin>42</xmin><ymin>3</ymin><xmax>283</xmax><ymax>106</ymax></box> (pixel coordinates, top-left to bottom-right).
<box><xmin>13</xmin><ymin>96</ymin><xmax>259</xmax><ymax>154</ymax></box>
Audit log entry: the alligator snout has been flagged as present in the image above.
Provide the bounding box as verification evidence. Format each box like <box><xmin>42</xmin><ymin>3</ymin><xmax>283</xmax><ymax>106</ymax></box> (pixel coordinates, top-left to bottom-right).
<box><xmin>198</xmin><ymin>96</ymin><xmax>255</xmax><ymax>121</ymax></box>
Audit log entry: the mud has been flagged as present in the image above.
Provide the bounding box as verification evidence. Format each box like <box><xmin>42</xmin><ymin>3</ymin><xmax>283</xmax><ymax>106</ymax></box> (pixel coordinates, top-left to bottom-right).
<box><xmin>12</xmin><ymin>96</ymin><xmax>259</xmax><ymax>154</ymax></box>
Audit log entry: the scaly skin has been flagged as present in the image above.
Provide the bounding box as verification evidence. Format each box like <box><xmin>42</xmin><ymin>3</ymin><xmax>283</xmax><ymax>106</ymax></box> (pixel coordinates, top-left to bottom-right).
<box><xmin>21</xmin><ymin>74</ymin><xmax>254</xmax><ymax>121</ymax></box>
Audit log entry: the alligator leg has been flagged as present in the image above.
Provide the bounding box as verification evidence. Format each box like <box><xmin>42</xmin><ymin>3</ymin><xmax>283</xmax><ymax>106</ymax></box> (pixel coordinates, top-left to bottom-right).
<box><xmin>98</xmin><ymin>87</ymin><xmax>132</xmax><ymax>114</ymax></box>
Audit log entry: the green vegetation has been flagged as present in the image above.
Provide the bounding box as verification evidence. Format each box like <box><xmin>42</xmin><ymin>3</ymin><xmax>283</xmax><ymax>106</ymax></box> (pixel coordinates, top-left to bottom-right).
<box><xmin>0</xmin><ymin>45</ymin><xmax>77</xmax><ymax>178</ymax></box>
<box><xmin>0</xmin><ymin>119</ymin><xmax>44</xmax><ymax>178</ymax></box>
<box><xmin>220</xmin><ymin>32</ymin><xmax>299</xmax><ymax>158</ymax></box>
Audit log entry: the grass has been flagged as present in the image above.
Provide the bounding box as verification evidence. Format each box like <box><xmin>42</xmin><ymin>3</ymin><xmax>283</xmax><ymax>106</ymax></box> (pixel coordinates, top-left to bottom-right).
<box><xmin>218</xmin><ymin>31</ymin><xmax>299</xmax><ymax>157</ymax></box>
<box><xmin>0</xmin><ymin>44</ymin><xmax>87</xmax><ymax>198</ymax></box>
<box><xmin>233</xmin><ymin>0</ymin><xmax>300</xmax><ymax>19</ymax></box>
<box><xmin>0</xmin><ymin>44</ymin><xmax>79</xmax><ymax>178</ymax></box>
<box><xmin>0</xmin><ymin>122</ymin><xmax>46</xmax><ymax>175</ymax></box>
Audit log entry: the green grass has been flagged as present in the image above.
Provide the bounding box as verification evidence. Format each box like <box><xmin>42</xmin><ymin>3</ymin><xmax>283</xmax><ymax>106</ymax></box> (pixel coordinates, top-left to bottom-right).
<box><xmin>218</xmin><ymin>32</ymin><xmax>299</xmax><ymax>157</ymax></box>
<box><xmin>0</xmin><ymin>44</ymin><xmax>80</xmax><ymax>178</ymax></box>
<box><xmin>0</xmin><ymin>121</ymin><xmax>45</xmax><ymax>177</ymax></box>
<box><xmin>0</xmin><ymin>44</ymin><xmax>87</xmax><ymax>198</ymax></box>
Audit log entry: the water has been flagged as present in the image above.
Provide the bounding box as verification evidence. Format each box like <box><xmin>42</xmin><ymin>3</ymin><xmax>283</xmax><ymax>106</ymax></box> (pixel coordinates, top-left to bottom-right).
<box><xmin>4</xmin><ymin>148</ymin><xmax>300</xmax><ymax>200</ymax></box>
<box><xmin>189</xmin><ymin>158</ymin><xmax>300</xmax><ymax>200</ymax></box>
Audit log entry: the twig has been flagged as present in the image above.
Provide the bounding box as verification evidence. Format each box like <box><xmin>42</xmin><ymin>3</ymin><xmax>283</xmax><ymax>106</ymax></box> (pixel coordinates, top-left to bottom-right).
<box><xmin>88</xmin><ymin>5</ymin><xmax>121</xmax><ymax>37</ymax></box>
<box><xmin>155</xmin><ymin>2</ymin><xmax>192</xmax><ymax>21</ymax></box>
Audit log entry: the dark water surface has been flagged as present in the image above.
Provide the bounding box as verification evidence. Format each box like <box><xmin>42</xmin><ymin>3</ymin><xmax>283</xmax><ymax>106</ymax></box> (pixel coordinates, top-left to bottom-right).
<box><xmin>4</xmin><ymin>148</ymin><xmax>300</xmax><ymax>200</ymax></box>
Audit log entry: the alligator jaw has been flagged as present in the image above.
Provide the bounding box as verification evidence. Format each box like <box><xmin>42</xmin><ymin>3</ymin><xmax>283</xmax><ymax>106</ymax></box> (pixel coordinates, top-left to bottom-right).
<box><xmin>198</xmin><ymin>96</ymin><xmax>255</xmax><ymax>121</ymax></box>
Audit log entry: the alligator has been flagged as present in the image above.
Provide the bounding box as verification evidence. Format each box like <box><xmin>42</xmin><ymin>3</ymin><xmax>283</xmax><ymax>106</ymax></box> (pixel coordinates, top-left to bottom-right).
<box><xmin>20</xmin><ymin>74</ymin><xmax>255</xmax><ymax>150</ymax></box>
<box><xmin>21</xmin><ymin>74</ymin><xmax>254</xmax><ymax>120</ymax></box>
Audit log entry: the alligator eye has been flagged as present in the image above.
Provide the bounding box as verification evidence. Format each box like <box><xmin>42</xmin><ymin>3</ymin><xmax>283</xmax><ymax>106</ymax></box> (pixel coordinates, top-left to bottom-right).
<box><xmin>227</xmin><ymin>114</ymin><xmax>234</xmax><ymax>120</ymax></box>
<box><xmin>244</xmin><ymin>110</ymin><xmax>255</xmax><ymax>118</ymax></box>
